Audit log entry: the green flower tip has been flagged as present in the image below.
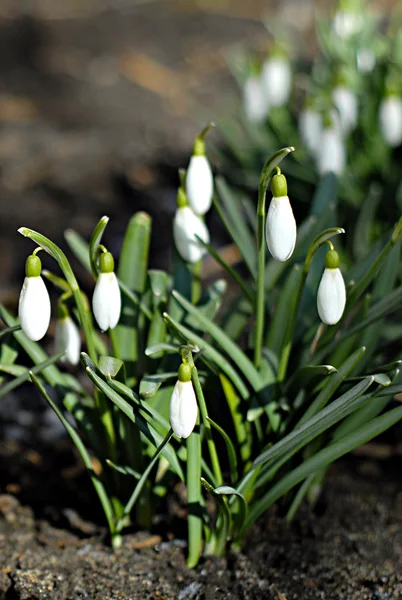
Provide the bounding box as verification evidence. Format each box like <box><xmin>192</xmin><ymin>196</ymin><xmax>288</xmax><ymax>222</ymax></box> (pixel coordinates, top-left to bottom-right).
<box><xmin>271</xmin><ymin>172</ymin><xmax>288</xmax><ymax>197</ymax></box>
<box><xmin>178</xmin><ymin>362</ymin><xmax>192</xmax><ymax>382</ymax></box>
<box><xmin>99</xmin><ymin>251</ymin><xmax>115</xmax><ymax>274</ymax></box>
<box><xmin>25</xmin><ymin>254</ymin><xmax>42</xmax><ymax>278</ymax></box>
<box><xmin>325</xmin><ymin>249</ymin><xmax>340</xmax><ymax>269</ymax></box>
<box><xmin>193</xmin><ymin>136</ymin><xmax>206</xmax><ymax>156</ymax></box>
<box><xmin>176</xmin><ymin>186</ymin><xmax>188</xmax><ymax>208</ymax></box>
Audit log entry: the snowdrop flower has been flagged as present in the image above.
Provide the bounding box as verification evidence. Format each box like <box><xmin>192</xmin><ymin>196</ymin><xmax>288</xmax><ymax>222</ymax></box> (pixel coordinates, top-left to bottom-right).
<box><xmin>299</xmin><ymin>105</ymin><xmax>322</xmax><ymax>158</ymax></box>
<box><xmin>379</xmin><ymin>95</ymin><xmax>402</xmax><ymax>148</ymax></box>
<box><xmin>243</xmin><ymin>74</ymin><xmax>269</xmax><ymax>123</ymax></box>
<box><xmin>92</xmin><ymin>251</ymin><xmax>121</xmax><ymax>331</ymax></box>
<box><xmin>262</xmin><ymin>54</ymin><xmax>292</xmax><ymax>108</ymax></box>
<box><xmin>357</xmin><ymin>48</ymin><xmax>375</xmax><ymax>73</ymax></box>
<box><xmin>173</xmin><ymin>186</ymin><xmax>210</xmax><ymax>264</ymax></box>
<box><xmin>265</xmin><ymin>170</ymin><xmax>296</xmax><ymax>262</ymax></box>
<box><xmin>332</xmin><ymin>86</ymin><xmax>357</xmax><ymax>135</ymax></box>
<box><xmin>170</xmin><ymin>362</ymin><xmax>198</xmax><ymax>439</ymax></box>
<box><xmin>55</xmin><ymin>305</ymin><xmax>81</xmax><ymax>365</ymax></box>
<box><xmin>185</xmin><ymin>134</ymin><xmax>213</xmax><ymax>216</ymax></box>
<box><xmin>18</xmin><ymin>253</ymin><xmax>51</xmax><ymax>341</ymax></box>
<box><xmin>316</xmin><ymin>112</ymin><xmax>345</xmax><ymax>176</ymax></box>
<box><xmin>317</xmin><ymin>247</ymin><xmax>346</xmax><ymax>325</ymax></box>
<box><xmin>333</xmin><ymin>3</ymin><xmax>363</xmax><ymax>39</ymax></box>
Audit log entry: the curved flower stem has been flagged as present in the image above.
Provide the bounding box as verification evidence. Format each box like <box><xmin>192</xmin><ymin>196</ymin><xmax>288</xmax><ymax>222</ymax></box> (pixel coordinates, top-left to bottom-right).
<box><xmin>253</xmin><ymin>147</ymin><xmax>295</xmax><ymax>369</ymax></box>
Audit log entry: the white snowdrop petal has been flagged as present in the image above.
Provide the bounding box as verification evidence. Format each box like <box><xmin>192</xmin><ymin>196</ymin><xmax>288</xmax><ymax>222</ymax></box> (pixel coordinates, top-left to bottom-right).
<box><xmin>55</xmin><ymin>317</ymin><xmax>81</xmax><ymax>365</ymax></box>
<box><xmin>333</xmin><ymin>11</ymin><xmax>363</xmax><ymax>38</ymax></box>
<box><xmin>332</xmin><ymin>87</ymin><xmax>357</xmax><ymax>135</ymax></box>
<box><xmin>262</xmin><ymin>57</ymin><xmax>292</xmax><ymax>107</ymax></box>
<box><xmin>379</xmin><ymin>97</ymin><xmax>402</xmax><ymax>148</ymax></box>
<box><xmin>243</xmin><ymin>75</ymin><xmax>269</xmax><ymax>123</ymax></box>
<box><xmin>18</xmin><ymin>276</ymin><xmax>51</xmax><ymax>341</ymax></box>
<box><xmin>317</xmin><ymin>268</ymin><xmax>346</xmax><ymax>325</ymax></box>
<box><xmin>299</xmin><ymin>108</ymin><xmax>322</xmax><ymax>157</ymax></box>
<box><xmin>316</xmin><ymin>128</ymin><xmax>346</xmax><ymax>176</ymax></box>
<box><xmin>265</xmin><ymin>195</ymin><xmax>297</xmax><ymax>262</ymax></box>
<box><xmin>92</xmin><ymin>272</ymin><xmax>121</xmax><ymax>331</ymax></box>
<box><xmin>185</xmin><ymin>155</ymin><xmax>213</xmax><ymax>215</ymax></box>
<box><xmin>170</xmin><ymin>380</ymin><xmax>198</xmax><ymax>439</ymax></box>
<box><xmin>173</xmin><ymin>206</ymin><xmax>210</xmax><ymax>264</ymax></box>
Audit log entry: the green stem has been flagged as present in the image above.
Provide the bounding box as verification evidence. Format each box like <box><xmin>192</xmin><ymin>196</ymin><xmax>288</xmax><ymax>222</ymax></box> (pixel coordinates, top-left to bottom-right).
<box><xmin>191</xmin><ymin>363</ymin><xmax>223</xmax><ymax>487</ymax></box>
<box><xmin>186</xmin><ymin>415</ymin><xmax>202</xmax><ymax>567</ymax></box>
<box><xmin>253</xmin><ymin>147</ymin><xmax>295</xmax><ymax>369</ymax></box>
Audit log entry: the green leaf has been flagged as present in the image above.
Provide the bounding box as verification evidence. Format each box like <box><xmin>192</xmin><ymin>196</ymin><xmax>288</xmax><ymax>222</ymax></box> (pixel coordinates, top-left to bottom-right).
<box><xmin>139</xmin><ymin>372</ymin><xmax>177</xmax><ymax>399</ymax></box>
<box><xmin>172</xmin><ymin>290</ymin><xmax>263</xmax><ymax>391</ymax></box>
<box><xmin>0</xmin><ymin>325</ymin><xmax>21</xmax><ymax>339</ymax></box>
<box><xmin>0</xmin><ymin>353</ymin><xmax>64</xmax><ymax>400</ymax></box>
<box><xmin>213</xmin><ymin>485</ymin><xmax>248</xmax><ymax>538</ymax></box>
<box><xmin>64</xmin><ymin>228</ymin><xmax>91</xmax><ymax>271</ymax></box>
<box><xmin>244</xmin><ymin>403</ymin><xmax>402</xmax><ymax>530</ymax></box>
<box><xmin>310</xmin><ymin>172</ymin><xmax>338</xmax><ymax>217</ymax></box>
<box><xmin>207</xmin><ymin>417</ymin><xmax>238</xmax><ymax>483</ymax></box>
<box><xmin>99</xmin><ymin>356</ymin><xmax>125</xmax><ymax>378</ymax></box>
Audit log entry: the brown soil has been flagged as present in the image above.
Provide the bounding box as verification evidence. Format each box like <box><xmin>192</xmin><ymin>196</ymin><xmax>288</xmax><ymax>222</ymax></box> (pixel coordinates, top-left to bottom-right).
<box><xmin>0</xmin><ymin>453</ymin><xmax>401</xmax><ymax>599</ymax></box>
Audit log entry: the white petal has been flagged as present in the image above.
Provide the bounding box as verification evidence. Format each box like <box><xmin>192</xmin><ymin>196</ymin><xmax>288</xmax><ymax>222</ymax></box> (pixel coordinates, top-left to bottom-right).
<box><xmin>317</xmin><ymin>268</ymin><xmax>346</xmax><ymax>325</ymax></box>
<box><xmin>357</xmin><ymin>48</ymin><xmax>375</xmax><ymax>73</ymax></box>
<box><xmin>316</xmin><ymin>127</ymin><xmax>345</xmax><ymax>176</ymax></box>
<box><xmin>55</xmin><ymin>317</ymin><xmax>81</xmax><ymax>365</ymax></box>
<box><xmin>185</xmin><ymin>155</ymin><xmax>213</xmax><ymax>215</ymax></box>
<box><xmin>18</xmin><ymin>276</ymin><xmax>51</xmax><ymax>341</ymax></box>
<box><xmin>92</xmin><ymin>272</ymin><xmax>121</xmax><ymax>331</ymax></box>
<box><xmin>170</xmin><ymin>380</ymin><xmax>198</xmax><ymax>439</ymax></box>
<box><xmin>333</xmin><ymin>11</ymin><xmax>363</xmax><ymax>38</ymax></box>
<box><xmin>379</xmin><ymin>96</ymin><xmax>402</xmax><ymax>148</ymax></box>
<box><xmin>262</xmin><ymin>57</ymin><xmax>292</xmax><ymax>107</ymax></box>
<box><xmin>332</xmin><ymin>87</ymin><xmax>357</xmax><ymax>135</ymax></box>
<box><xmin>299</xmin><ymin>108</ymin><xmax>322</xmax><ymax>157</ymax></box>
<box><xmin>243</xmin><ymin>75</ymin><xmax>269</xmax><ymax>123</ymax></box>
<box><xmin>173</xmin><ymin>206</ymin><xmax>210</xmax><ymax>264</ymax></box>
<box><xmin>265</xmin><ymin>195</ymin><xmax>297</xmax><ymax>262</ymax></box>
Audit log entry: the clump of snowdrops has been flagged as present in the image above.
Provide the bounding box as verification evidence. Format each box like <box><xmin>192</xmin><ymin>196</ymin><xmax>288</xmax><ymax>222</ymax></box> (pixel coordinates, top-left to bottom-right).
<box><xmin>1</xmin><ymin>121</ymin><xmax>402</xmax><ymax>568</ymax></box>
<box><xmin>223</xmin><ymin>0</ymin><xmax>402</xmax><ymax>248</ymax></box>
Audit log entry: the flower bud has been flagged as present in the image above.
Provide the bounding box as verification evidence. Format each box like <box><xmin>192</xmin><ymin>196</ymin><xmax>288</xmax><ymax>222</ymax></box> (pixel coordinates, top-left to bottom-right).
<box><xmin>316</xmin><ymin>113</ymin><xmax>345</xmax><ymax>176</ymax></box>
<box><xmin>317</xmin><ymin>249</ymin><xmax>346</xmax><ymax>325</ymax></box>
<box><xmin>170</xmin><ymin>363</ymin><xmax>198</xmax><ymax>439</ymax></box>
<box><xmin>18</xmin><ymin>254</ymin><xmax>51</xmax><ymax>341</ymax></box>
<box><xmin>262</xmin><ymin>55</ymin><xmax>292</xmax><ymax>108</ymax></box>
<box><xmin>92</xmin><ymin>252</ymin><xmax>121</xmax><ymax>331</ymax></box>
<box><xmin>173</xmin><ymin>200</ymin><xmax>210</xmax><ymax>264</ymax></box>
<box><xmin>55</xmin><ymin>310</ymin><xmax>81</xmax><ymax>366</ymax></box>
<box><xmin>299</xmin><ymin>106</ymin><xmax>322</xmax><ymax>158</ymax></box>
<box><xmin>379</xmin><ymin>95</ymin><xmax>402</xmax><ymax>148</ymax></box>
<box><xmin>185</xmin><ymin>137</ymin><xmax>213</xmax><ymax>216</ymax></box>
<box><xmin>332</xmin><ymin>86</ymin><xmax>357</xmax><ymax>135</ymax></box>
<box><xmin>265</xmin><ymin>172</ymin><xmax>297</xmax><ymax>262</ymax></box>
<box><xmin>243</xmin><ymin>74</ymin><xmax>269</xmax><ymax>123</ymax></box>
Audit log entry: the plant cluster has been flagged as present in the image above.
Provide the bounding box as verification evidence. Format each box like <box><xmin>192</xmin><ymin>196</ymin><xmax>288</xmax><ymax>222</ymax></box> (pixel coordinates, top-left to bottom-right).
<box><xmin>1</xmin><ymin>0</ymin><xmax>402</xmax><ymax>568</ymax></box>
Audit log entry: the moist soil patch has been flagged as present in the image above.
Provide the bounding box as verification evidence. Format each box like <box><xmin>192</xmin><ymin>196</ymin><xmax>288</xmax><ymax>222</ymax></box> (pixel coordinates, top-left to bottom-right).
<box><xmin>0</xmin><ymin>452</ymin><xmax>401</xmax><ymax>600</ymax></box>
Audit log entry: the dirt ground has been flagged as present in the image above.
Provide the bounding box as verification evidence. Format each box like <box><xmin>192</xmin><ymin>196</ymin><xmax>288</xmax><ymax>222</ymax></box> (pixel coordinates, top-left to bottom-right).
<box><xmin>0</xmin><ymin>454</ymin><xmax>402</xmax><ymax>599</ymax></box>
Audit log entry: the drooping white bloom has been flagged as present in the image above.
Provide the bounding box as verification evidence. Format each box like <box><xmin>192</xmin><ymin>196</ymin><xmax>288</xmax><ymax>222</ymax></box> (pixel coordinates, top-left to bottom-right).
<box><xmin>262</xmin><ymin>56</ymin><xmax>292</xmax><ymax>108</ymax></box>
<box><xmin>173</xmin><ymin>205</ymin><xmax>210</xmax><ymax>264</ymax></box>
<box><xmin>243</xmin><ymin>74</ymin><xmax>269</xmax><ymax>123</ymax></box>
<box><xmin>333</xmin><ymin>10</ymin><xmax>363</xmax><ymax>39</ymax></box>
<box><xmin>92</xmin><ymin>252</ymin><xmax>121</xmax><ymax>331</ymax></box>
<box><xmin>186</xmin><ymin>155</ymin><xmax>213</xmax><ymax>216</ymax></box>
<box><xmin>357</xmin><ymin>48</ymin><xmax>375</xmax><ymax>73</ymax></box>
<box><xmin>18</xmin><ymin>254</ymin><xmax>51</xmax><ymax>342</ymax></box>
<box><xmin>170</xmin><ymin>364</ymin><xmax>198</xmax><ymax>439</ymax></box>
<box><xmin>379</xmin><ymin>96</ymin><xmax>402</xmax><ymax>148</ymax></box>
<box><xmin>332</xmin><ymin>86</ymin><xmax>357</xmax><ymax>135</ymax></box>
<box><xmin>265</xmin><ymin>172</ymin><xmax>296</xmax><ymax>262</ymax></box>
<box><xmin>55</xmin><ymin>316</ymin><xmax>81</xmax><ymax>365</ymax></box>
<box><xmin>299</xmin><ymin>107</ymin><xmax>322</xmax><ymax>157</ymax></box>
<box><xmin>317</xmin><ymin>250</ymin><xmax>346</xmax><ymax>325</ymax></box>
<box><xmin>316</xmin><ymin>123</ymin><xmax>346</xmax><ymax>176</ymax></box>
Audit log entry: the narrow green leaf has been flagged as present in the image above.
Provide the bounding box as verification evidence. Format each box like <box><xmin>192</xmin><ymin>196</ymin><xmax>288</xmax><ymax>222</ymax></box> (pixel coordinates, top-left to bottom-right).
<box><xmin>64</xmin><ymin>228</ymin><xmax>91</xmax><ymax>271</ymax></box>
<box><xmin>0</xmin><ymin>325</ymin><xmax>21</xmax><ymax>339</ymax></box>
<box><xmin>187</xmin><ymin>419</ymin><xmax>203</xmax><ymax>567</ymax></box>
<box><xmin>0</xmin><ymin>353</ymin><xmax>64</xmax><ymax>400</ymax></box>
<box><xmin>89</xmin><ymin>216</ymin><xmax>109</xmax><ymax>278</ymax></box>
<box><xmin>207</xmin><ymin>416</ymin><xmax>238</xmax><ymax>483</ymax></box>
<box><xmin>244</xmin><ymin>404</ymin><xmax>402</xmax><ymax>530</ymax></box>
